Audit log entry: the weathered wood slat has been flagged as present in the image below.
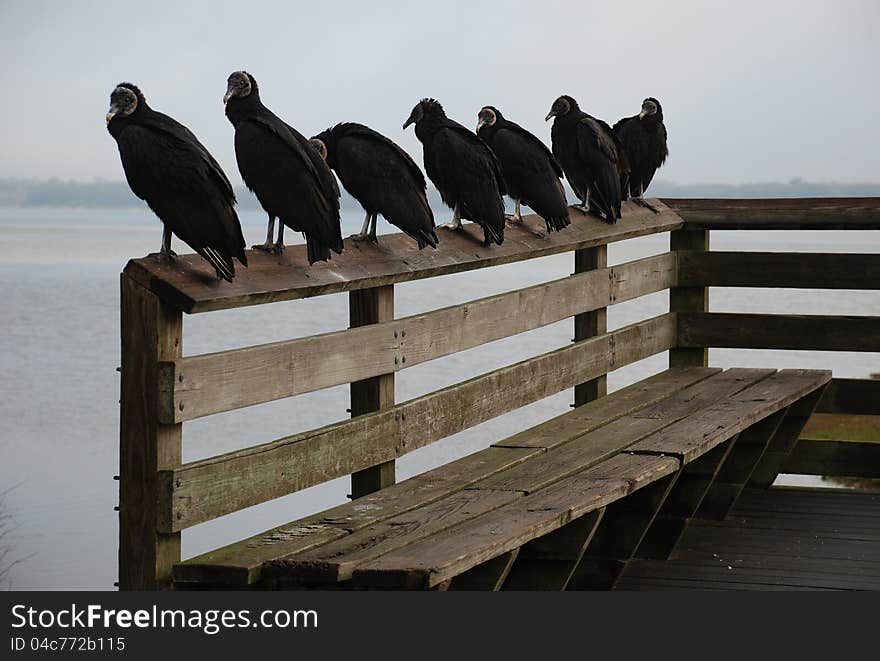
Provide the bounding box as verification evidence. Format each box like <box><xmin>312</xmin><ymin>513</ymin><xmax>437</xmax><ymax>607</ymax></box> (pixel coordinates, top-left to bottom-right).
<box><xmin>173</xmin><ymin>367</ymin><xmax>714</xmax><ymax>585</ymax></box>
<box><xmin>161</xmin><ymin>253</ymin><xmax>676</xmax><ymax>423</ymax></box>
<box><xmin>781</xmin><ymin>439</ymin><xmax>880</xmax><ymax>478</ymax></box>
<box><xmin>260</xmin><ymin>369</ymin><xmax>768</xmax><ymax>586</ymax></box>
<box><xmin>351</xmin><ymin>455</ymin><xmax>679</xmax><ymax>589</ymax></box>
<box><xmin>118</xmin><ymin>275</ymin><xmax>182</xmax><ymax>590</ymax></box>
<box><xmin>160</xmin><ymin>314</ymin><xmax>676</xmax><ymax>532</ymax></box>
<box><xmin>815</xmin><ymin>378</ymin><xmax>880</xmax><ymax>415</ymax></box>
<box><xmin>349</xmin><ymin>285</ymin><xmax>396</xmax><ymax>498</ymax></box>
<box><xmin>481</xmin><ymin>370</ymin><xmax>775</xmax><ymax>492</ymax></box>
<box><xmin>664</xmin><ymin>197</ymin><xmax>880</xmax><ymax>230</ymax></box>
<box><xmin>263</xmin><ymin>488</ymin><xmax>523</xmax><ymax>586</ymax></box>
<box><xmin>627</xmin><ymin>370</ymin><xmax>831</xmax><ymax>463</ymax></box>
<box><xmin>678</xmin><ymin>313</ymin><xmax>880</xmax><ymax>352</ymax></box>
<box><xmin>173</xmin><ymin>446</ymin><xmax>539</xmax><ymax>586</ymax></box>
<box><xmin>669</xmin><ymin>229</ymin><xmax>708</xmax><ymax>367</ymax></box>
<box><xmin>124</xmin><ymin>201</ymin><xmax>680</xmax><ymax>314</ymax></box>
<box><xmin>574</xmin><ymin>246</ymin><xmax>608</xmax><ymax>405</ymax></box>
<box><xmin>678</xmin><ymin>251</ymin><xmax>880</xmax><ymax>289</ymax></box>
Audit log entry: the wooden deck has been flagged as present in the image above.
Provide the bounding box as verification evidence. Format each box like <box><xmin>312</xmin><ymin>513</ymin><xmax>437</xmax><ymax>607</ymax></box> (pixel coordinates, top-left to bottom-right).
<box><xmin>618</xmin><ymin>488</ymin><xmax>880</xmax><ymax>591</ymax></box>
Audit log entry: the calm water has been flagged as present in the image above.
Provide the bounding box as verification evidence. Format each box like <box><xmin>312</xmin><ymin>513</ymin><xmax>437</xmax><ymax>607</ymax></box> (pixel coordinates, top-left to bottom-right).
<box><xmin>1</xmin><ymin>205</ymin><xmax>878</xmax><ymax>590</ymax></box>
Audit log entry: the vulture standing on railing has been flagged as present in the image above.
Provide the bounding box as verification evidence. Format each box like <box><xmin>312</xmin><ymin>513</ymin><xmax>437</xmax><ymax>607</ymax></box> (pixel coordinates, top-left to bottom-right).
<box><xmin>545</xmin><ymin>95</ymin><xmax>622</xmax><ymax>223</ymax></box>
<box><xmin>223</xmin><ymin>71</ymin><xmax>342</xmax><ymax>263</ymax></box>
<box><xmin>614</xmin><ymin>97</ymin><xmax>668</xmax><ymax>212</ymax></box>
<box><xmin>106</xmin><ymin>83</ymin><xmax>248</xmax><ymax>281</ymax></box>
<box><xmin>476</xmin><ymin>105</ymin><xmax>569</xmax><ymax>233</ymax></box>
<box><xmin>310</xmin><ymin>123</ymin><xmax>438</xmax><ymax>248</ymax></box>
<box><xmin>403</xmin><ymin>98</ymin><xmax>506</xmax><ymax>245</ymax></box>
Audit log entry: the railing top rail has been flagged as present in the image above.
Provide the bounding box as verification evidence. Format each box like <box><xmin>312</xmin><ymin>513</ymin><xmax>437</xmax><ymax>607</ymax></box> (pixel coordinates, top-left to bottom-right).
<box><xmin>122</xmin><ymin>200</ymin><xmax>680</xmax><ymax>314</ymax></box>
<box><xmin>665</xmin><ymin>197</ymin><xmax>880</xmax><ymax>230</ymax></box>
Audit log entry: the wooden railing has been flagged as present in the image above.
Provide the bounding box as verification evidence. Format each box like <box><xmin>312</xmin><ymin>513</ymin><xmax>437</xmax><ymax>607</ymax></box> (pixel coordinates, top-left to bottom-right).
<box><xmin>118</xmin><ymin>197</ymin><xmax>880</xmax><ymax>589</ymax></box>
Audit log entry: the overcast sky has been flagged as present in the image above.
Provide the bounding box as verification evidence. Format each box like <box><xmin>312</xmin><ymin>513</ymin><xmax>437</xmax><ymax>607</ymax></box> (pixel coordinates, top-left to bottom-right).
<box><xmin>2</xmin><ymin>0</ymin><xmax>878</xmax><ymax>185</ymax></box>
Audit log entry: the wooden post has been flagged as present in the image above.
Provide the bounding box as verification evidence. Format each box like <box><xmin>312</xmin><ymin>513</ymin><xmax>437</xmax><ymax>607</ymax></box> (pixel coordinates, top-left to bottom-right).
<box><xmin>119</xmin><ymin>274</ymin><xmax>182</xmax><ymax>590</ymax></box>
<box><xmin>670</xmin><ymin>229</ymin><xmax>709</xmax><ymax>367</ymax></box>
<box><xmin>574</xmin><ymin>246</ymin><xmax>608</xmax><ymax>405</ymax></box>
<box><xmin>349</xmin><ymin>285</ymin><xmax>396</xmax><ymax>498</ymax></box>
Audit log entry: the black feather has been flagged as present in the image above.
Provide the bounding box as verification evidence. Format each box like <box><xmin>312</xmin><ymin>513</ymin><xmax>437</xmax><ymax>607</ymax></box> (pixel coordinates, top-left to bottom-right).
<box><xmin>477</xmin><ymin>106</ymin><xmax>569</xmax><ymax>233</ymax></box>
<box><xmin>225</xmin><ymin>72</ymin><xmax>342</xmax><ymax>264</ymax></box>
<box><xmin>106</xmin><ymin>83</ymin><xmax>247</xmax><ymax>281</ymax></box>
<box><xmin>312</xmin><ymin>123</ymin><xmax>438</xmax><ymax>249</ymax></box>
<box><xmin>405</xmin><ymin>99</ymin><xmax>506</xmax><ymax>245</ymax></box>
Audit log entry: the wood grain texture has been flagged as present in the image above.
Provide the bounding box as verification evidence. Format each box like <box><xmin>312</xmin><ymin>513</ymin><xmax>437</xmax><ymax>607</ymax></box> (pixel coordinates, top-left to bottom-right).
<box><xmin>173</xmin><ymin>446</ymin><xmax>540</xmax><ymax>586</ymax></box>
<box><xmin>124</xmin><ymin>200</ymin><xmax>681</xmax><ymax>314</ymax></box>
<box><xmin>669</xmin><ymin>229</ymin><xmax>708</xmax><ymax>368</ymax></box>
<box><xmin>118</xmin><ymin>274</ymin><xmax>182</xmax><ymax>590</ymax></box>
<box><xmin>628</xmin><ymin>370</ymin><xmax>831</xmax><ymax>463</ymax></box>
<box><xmin>257</xmin><ymin>370</ymin><xmax>765</xmax><ymax>586</ymax></box>
<box><xmin>574</xmin><ymin>246</ymin><xmax>608</xmax><ymax>405</ymax></box>
<box><xmin>351</xmin><ymin>455</ymin><xmax>679</xmax><ymax>589</ymax></box>
<box><xmin>161</xmin><ymin>253</ymin><xmax>676</xmax><ymax>423</ymax></box>
<box><xmin>174</xmin><ymin>369</ymin><xmax>712</xmax><ymax>586</ymax></box>
<box><xmin>678</xmin><ymin>313</ymin><xmax>880</xmax><ymax>352</ymax></box>
<box><xmin>160</xmin><ymin>314</ymin><xmax>676</xmax><ymax>532</ymax></box>
<box><xmin>349</xmin><ymin>285</ymin><xmax>396</xmax><ymax>498</ymax></box>
<box><xmin>264</xmin><ymin>488</ymin><xmax>523</xmax><ymax>585</ymax></box>
<box><xmin>678</xmin><ymin>251</ymin><xmax>880</xmax><ymax>289</ymax></box>
<box><xmin>664</xmin><ymin>197</ymin><xmax>880</xmax><ymax>230</ymax></box>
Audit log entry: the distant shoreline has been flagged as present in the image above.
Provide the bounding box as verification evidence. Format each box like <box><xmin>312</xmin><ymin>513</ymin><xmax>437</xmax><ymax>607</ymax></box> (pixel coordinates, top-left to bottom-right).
<box><xmin>1</xmin><ymin>178</ymin><xmax>879</xmax><ymax>210</ymax></box>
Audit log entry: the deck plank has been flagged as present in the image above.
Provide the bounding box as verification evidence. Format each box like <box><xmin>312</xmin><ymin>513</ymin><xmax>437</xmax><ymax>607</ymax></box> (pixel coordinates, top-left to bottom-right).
<box><xmin>618</xmin><ymin>488</ymin><xmax>880</xmax><ymax>591</ymax></box>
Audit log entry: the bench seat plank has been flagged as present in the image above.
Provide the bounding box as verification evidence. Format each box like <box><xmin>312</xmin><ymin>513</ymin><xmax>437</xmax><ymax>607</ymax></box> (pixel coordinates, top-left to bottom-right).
<box><xmin>258</xmin><ymin>369</ymin><xmax>754</xmax><ymax>585</ymax></box>
<box><xmin>175</xmin><ymin>367</ymin><xmax>714</xmax><ymax>586</ymax></box>
<box><xmin>628</xmin><ymin>370</ymin><xmax>831</xmax><ymax>462</ymax></box>
<box><xmin>352</xmin><ymin>454</ymin><xmax>680</xmax><ymax>589</ymax></box>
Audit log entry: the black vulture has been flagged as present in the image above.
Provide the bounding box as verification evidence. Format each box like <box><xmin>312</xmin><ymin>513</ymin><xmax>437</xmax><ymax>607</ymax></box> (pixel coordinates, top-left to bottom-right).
<box><xmin>223</xmin><ymin>71</ymin><xmax>342</xmax><ymax>264</ymax></box>
<box><xmin>614</xmin><ymin>97</ymin><xmax>668</xmax><ymax>212</ymax></box>
<box><xmin>476</xmin><ymin>106</ymin><xmax>569</xmax><ymax>233</ymax></box>
<box><xmin>402</xmin><ymin>98</ymin><xmax>506</xmax><ymax>245</ymax></box>
<box><xmin>105</xmin><ymin>83</ymin><xmax>247</xmax><ymax>281</ymax></box>
<box><xmin>545</xmin><ymin>95</ymin><xmax>622</xmax><ymax>223</ymax></box>
<box><xmin>309</xmin><ymin>123</ymin><xmax>438</xmax><ymax>249</ymax></box>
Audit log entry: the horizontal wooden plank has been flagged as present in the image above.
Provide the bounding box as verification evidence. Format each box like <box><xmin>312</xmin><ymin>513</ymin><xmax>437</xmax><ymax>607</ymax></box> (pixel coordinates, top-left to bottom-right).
<box><xmin>160</xmin><ymin>313</ymin><xmax>676</xmax><ymax>532</ymax></box>
<box><xmin>664</xmin><ymin>197</ymin><xmax>880</xmax><ymax>230</ymax></box>
<box><xmin>163</xmin><ymin>253</ymin><xmax>677</xmax><ymax>423</ymax></box>
<box><xmin>264</xmin><ymin>370</ymin><xmax>752</xmax><ymax>585</ymax></box>
<box><xmin>264</xmin><ymin>488</ymin><xmax>524</xmax><ymax>585</ymax></box>
<box><xmin>782</xmin><ymin>439</ymin><xmax>880</xmax><ymax>478</ymax></box>
<box><xmin>678</xmin><ymin>252</ymin><xmax>880</xmax><ymax>289</ymax></box>
<box><xmin>491</xmin><ymin>366</ymin><xmax>723</xmax><ymax>450</ymax></box>
<box><xmin>678</xmin><ymin>313</ymin><xmax>880</xmax><ymax>352</ymax></box>
<box><xmin>628</xmin><ymin>369</ymin><xmax>831</xmax><ymax>463</ymax></box>
<box><xmin>483</xmin><ymin>370</ymin><xmax>775</xmax><ymax>492</ymax></box>
<box><xmin>125</xmin><ymin>200</ymin><xmax>680</xmax><ymax>314</ymax></box>
<box><xmin>815</xmin><ymin>378</ymin><xmax>880</xmax><ymax>415</ymax></box>
<box><xmin>174</xmin><ymin>367</ymin><xmax>715</xmax><ymax>585</ymax></box>
<box><xmin>352</xmin><ymin>455</ymin><xmax>680</xmax><ymax>589</ymax></box>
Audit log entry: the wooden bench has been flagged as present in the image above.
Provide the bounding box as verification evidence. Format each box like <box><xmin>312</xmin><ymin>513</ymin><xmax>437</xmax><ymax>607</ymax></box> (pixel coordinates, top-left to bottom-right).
<box><xmin>173</xmin><ymin>366</ymin><xmax>829</xmax><ymax>590</ymax></box>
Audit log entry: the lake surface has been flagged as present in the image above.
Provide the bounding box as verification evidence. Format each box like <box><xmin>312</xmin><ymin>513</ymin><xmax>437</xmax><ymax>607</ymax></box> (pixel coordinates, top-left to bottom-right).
<box><xmin>1</xmin><ymin>205</ymin><xmax>878</xmax><ymax>590</ymax></box>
